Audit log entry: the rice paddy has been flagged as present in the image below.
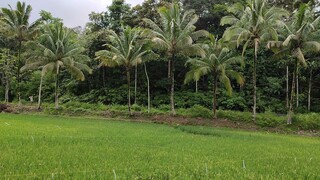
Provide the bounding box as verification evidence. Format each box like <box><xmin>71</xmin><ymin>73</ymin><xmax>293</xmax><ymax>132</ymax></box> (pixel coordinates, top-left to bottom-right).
<box><xmin>0</xmin><ymin>114</ymin><xmax>319</xmax><ymax>179</ymax></box>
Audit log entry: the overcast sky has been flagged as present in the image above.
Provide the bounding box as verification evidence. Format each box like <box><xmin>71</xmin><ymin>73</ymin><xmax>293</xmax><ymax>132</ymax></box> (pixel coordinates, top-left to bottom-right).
<box><xmin>0</xmin><ymin>0</ymin><xmax>144</xmax><ymax>27</ymax></box>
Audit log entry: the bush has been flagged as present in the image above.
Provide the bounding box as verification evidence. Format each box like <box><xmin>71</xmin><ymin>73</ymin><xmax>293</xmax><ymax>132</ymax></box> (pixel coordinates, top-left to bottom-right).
<box><xmin>72</xmin><ymin>108</ymin><xmax>92</xmax><ymax>115</ymax></box>
<box><xmin>158</xmin><ymin>104</ymin><xmax>170</xmax><ymax>111</ymax></box>
<box><xmin>255</xmin><ymin>112</ymin><xmax>285</xmax><ymax>127</ymax></box>
<box><xmin>217</xmin><ymin>110</ymin><xmax>286</xmax><ymax>128</ymax></box>
<box><xmin>293</xmin><ymin>113</ymin><xmax>320</xmax><ymax>130</ymax></box>
<box><xmin>132</xmin><ymin>104</ymin><xmax>142</xmax><ymax>111</ymax></box>
<box><xmin>217</xmin><ymin>110</ymin><xmax>252</xmax><ymax>122</ymax></box>
<box><xmin>106</xmin><ymin>104</ymin><xmax>128</xmax><ymax>112</ymax></box>
<box><xmin>219</xmin><ymin>93</ymin><xmax>248</xmax><ymax>111</ymax></box>
<box><xmin>177</xmin><ymin>105</ymin><xmax>212</xmax><ymax>119</ymax></box>
<box><xmin>63</xmin><ymin>101</ymin><xmax>106</xmax><ymax>111</ymax></box>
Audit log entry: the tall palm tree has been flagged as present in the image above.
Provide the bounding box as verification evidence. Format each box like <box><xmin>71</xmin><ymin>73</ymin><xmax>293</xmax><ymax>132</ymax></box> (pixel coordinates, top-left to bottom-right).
<box><xmin>185</xmin><ymin>35</ymin><xmax>245</xmax><ymax>119</ymax></box>
<box><xmin>0</xmin><ymin>1</ymin><xmax>40</xmax><ymax>104</ymax></box>
<box><xmin>267</xmin><ymin>3</ymin><xmax>320</xmax><ymax>124</ymax></box>
<box><xmin>221</xmin><ymin>0</ymin><xmax>288</xmax><ymax>121</ymax></box>
<box><xmin>21</xmin><ymin>23</ymin><xmax>92</xmax><ymax>109</ymax></box>
<box><xmin>143</xmin><ymin>3</ymin><xmax>207</xmax><ymax>115</ymax></box>
<box><xmin>95</xmin><ymin>26</ymin><xmax>150</xmax><ymax>115</ymax></box>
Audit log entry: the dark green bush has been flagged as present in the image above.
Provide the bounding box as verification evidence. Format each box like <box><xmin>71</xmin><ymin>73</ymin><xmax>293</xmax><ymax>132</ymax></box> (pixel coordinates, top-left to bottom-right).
<box><xmin>158</xmin><ymin>104</ymin><xmax>170</xmax><ymax>111</ymax></box>
<box><xmin>63</xmin><ymin>101</ymin><xmax>106</xmax><ymax>111</ymax></box>
<box><xmin>153</xmin><ymin>91</ymin><xmax>212</xmax><ymax>109</ymax></box>
<box><xmin>219</xmin><ymin>93</ymin><xmax>248</xmax><ymax>111</ymax></box>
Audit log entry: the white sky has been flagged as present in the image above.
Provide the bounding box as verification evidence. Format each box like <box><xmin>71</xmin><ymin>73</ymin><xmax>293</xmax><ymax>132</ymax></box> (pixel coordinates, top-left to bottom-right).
<box><xmin>0</xmin><ymin>0</ymin><xmax>144</xmax><ymax>27</ymax></box>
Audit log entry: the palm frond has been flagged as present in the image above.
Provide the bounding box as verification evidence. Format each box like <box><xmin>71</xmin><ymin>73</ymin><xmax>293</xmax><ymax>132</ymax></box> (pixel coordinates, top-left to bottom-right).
<box><xmin>293</xmin><ymin>47</ymin><xmax>307</xmax><ymax>67</ymax></box>
<box><xmin>303</xmin><ymin>41</ymin><xmax>320</xmax><ymax>53</ymax></box>
<box><xmin>220</xmin><ymin>75</ymin><xmax>232</xmax><ymax>96</ymax></box>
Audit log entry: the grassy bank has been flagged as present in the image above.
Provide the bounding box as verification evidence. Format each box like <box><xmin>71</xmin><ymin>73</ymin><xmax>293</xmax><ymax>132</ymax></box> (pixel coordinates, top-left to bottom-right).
<box><xmin>33</xmin><ymin>102</ymin><xmax>320</xmax><ymax>131</ymax></box>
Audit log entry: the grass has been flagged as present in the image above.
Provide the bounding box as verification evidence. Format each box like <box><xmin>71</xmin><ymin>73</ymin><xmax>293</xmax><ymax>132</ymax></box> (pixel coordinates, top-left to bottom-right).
<box><xmin>0</xmin><ymin>114</ymin><xmax>319</xmax><ymax>179</ymax></box>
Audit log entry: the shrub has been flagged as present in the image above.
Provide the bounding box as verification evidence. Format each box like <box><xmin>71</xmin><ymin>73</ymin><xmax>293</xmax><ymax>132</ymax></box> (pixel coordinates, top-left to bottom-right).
<box><xmin>217</xmin><ymin>110</ymin><xmax>285</xmax><ymax>128</ymax></box>
<box><xmin>293</xmin><ymin>113</ymin><xmax>320</xmax><ymax>130</ymax></box>
<box><xmin>217</xmin><ymin>110</ymin><xmax>252</xmax><ymax>122</ymax></box>
<box><xmin>158</xmin><ymin>104</ymin><xmax>170</xmax><ymax>111</ymax></box>
<box><xmin>255</xmin><ymin>112</ymin><xmax>285</xmax><ymax>127</ymax></box>
<box><xmin>63</xmin><ymin>101</ymin><xmax>106</xmax><ymax>111</ymax></box>
<box><xmin>106</xmin><ymin>104</ymin><xmax>128</xmax><ymax>112</ymax></box>
<box><xmin>219</xmin><ymin>93</ymin><xmax>248</xmax><ymax>111</ymax></box>
<box><xmin>177</xmin><ymin>105</ymin><xmax>212</xmax><ymax>119</ymax></box>
<box><xmin>132</xmin><ymin>104</ymin><xmax>142</xmax><ymax>111</ymax></box>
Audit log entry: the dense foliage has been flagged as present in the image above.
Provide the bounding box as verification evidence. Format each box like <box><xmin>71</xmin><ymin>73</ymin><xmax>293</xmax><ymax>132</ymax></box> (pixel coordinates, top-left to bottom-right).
<box><xmin>1</xmin><ymin>0</ymin><xmax>320</xmax><ymax>124</ymax></box>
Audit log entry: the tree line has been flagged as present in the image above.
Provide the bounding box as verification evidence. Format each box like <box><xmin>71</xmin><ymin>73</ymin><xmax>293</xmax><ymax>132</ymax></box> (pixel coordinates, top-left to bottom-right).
<box><xmin>1</xmin><ymin>0</ymin><xmax>320</xmax><ymax>124</ymax></box>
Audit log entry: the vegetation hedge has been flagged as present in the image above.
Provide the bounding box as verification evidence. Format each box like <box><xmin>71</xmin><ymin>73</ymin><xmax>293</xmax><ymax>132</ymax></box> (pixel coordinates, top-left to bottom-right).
<box><xmin>35</xmin><ymin>101</ymin><xmax>320</xmax><ymax>130</ymax></box>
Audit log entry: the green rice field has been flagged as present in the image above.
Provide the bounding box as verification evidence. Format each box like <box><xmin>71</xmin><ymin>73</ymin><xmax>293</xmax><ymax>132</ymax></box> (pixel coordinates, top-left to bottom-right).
<box><xmin>0</xmin><ymin>114</ymin><xmax>319</xmax><ymax>179</ymax></box>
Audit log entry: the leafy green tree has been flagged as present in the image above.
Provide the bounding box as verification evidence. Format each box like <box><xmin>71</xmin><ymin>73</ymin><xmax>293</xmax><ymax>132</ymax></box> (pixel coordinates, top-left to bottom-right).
<box><xmin>0</xmin><ymin>1</ymin><xmax>40</xmax><ymax>103</ymax></box>
<box><xmin>95</xmin><ymin>26</ymin><xmax>150</xmax><ymax>114</ymax></box>
<box><xmin>87</xmin><ymin>12</ymin><xmax>110</xmax><ymax>32</ymax></box>
<box><xmin>87</xmin><ymin>0</ymin><xmax>131</xmax><ymax>32</ymax></box>
<box><xmin>221</xmin><ymin>0</ymin><xmax>288</xmax><ymax>121</ymax></box>
<box><xmin>267</xmin><ymin>3</ymin><xmax>320</xmax><ymax>123</ymax></box>
<box><xmin>131</xmin><ymin>0</ymin><xmax>172</xmax><ymax>27</ymax></box>
<box><xmin>108</xmin><ymin>0</ymin><xmax>131</xmax><ymax>33</ymax></box>
<box><xmin>38</xmin><ymin>10</ymin><xmax>62</xmax><ymax>24</ymax></box>
<box><xmin>182</xmin><ymin>0</ymin><xmax>243</xmax><ymax>35</ymax></box>
<box><xmin>185</xmin><ymin>34</ymin><xmax>244</xmax><ymax>118</ymax></box>
<box><xmin>144</xmin><ymin>3</ymin><xmax>208</xmax><ymax>115</ymax></box>
<box><xmin>21</xmin><ymin>23</ymin><xmax>92</xmax><ymax>109</ymax></box>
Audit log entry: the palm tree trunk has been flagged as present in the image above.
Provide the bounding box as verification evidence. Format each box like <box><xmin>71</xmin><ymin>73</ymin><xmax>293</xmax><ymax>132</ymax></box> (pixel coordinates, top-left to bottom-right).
<box><xmin>168</xmin><ymin>60</ymin><xmax>171</xmax><ymax>78</ymax></box>
<box><xmin>102</xmin><ymin>67</ymin><xmax>106</xmax><ymax>87</ymax></box>
<box><xmin>144</xmin><ymin>63</ymin><xmax>151</xmax><ymax>113</ymax></box>
<box><xmin>253</xmin><ymin>38</ymin><xmax>259</xmax><ymax>122</ymax></box>
<box><xmin>4</xmin><ymin>57</ymin><xmax>9</xmax><ymax>104</ymax></box>
<box><xmin>288</xmin><ymin>60</ymin><xmax>297</xmax><ymax>124</ymax></box>
<box><xmin>134</xmin><ymin>64</ymin><xmax>138</xmax><ymax>105</ymax></box>
<box><xmin>308</xmin><ymin>69</ymin><xmax>312</xmax><ymax>112</ymax></box>
<box><xmin>286</xmin><ymin>66</ymin><xmax>289</xmax><ymax>108</ymax></box>
<box><xmin>170</xmin><ymin>54</ymin><xmax>176</xmax><ymax>115</ymax></box>
<box><xmin>126</xmin><ymin>68</ymin><xmax>132</xmax><ymax>115</ymax></box>
<box><xmin>213</xmin><ymin>75</ymin><xmax>218</xmax><ymax>119</ymax></box>
<box><xmin>37</xmin><ymin>75</ymin><xmax>43</xmax><ymax>110</ymax></box>
<box><xmin>296</xmin><ymin>72</ymin><xmax>299</xmax><ymax>108</ymax></box>
<box><xmin>5</xmin><ymin>75</ymin><xmax>9</xmax><ymax>104</ymax></box>
<box><xmin>17</xmin><ymin>40</ymin><xmax>22</xmax><ymax>105</ymax></box>
<box><xmin>54</xmin><ymin>65</ymin><xmax>60</xmax><ymax>109</ymax></box>
<box><xmin>196</xmin><ymin>80</ymin><xmax>198</xmax><ymax>93</ymax></box>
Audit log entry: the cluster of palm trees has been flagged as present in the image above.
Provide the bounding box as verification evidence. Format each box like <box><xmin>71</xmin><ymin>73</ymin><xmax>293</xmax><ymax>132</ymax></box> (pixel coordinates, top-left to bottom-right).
<box><xmin>96</xmin><ymin>0</ymin><xmax>320</xmax><ymax>122</ymax></box>
<box><xmin>221</xmin><ymin>0</ymin><xmax>320</xmax><ymax>123</ymax></box>
<box><xmin>0</xmin><ymin>2</ymin><xmax>92</xmax><ymax>109</ymax></box>
<box><xmin>96</xmin><ymin>3</ymin><xmax>244</xmax><ymax>118</ymax></box>
<box><xmin>1</xmin><ymin>0</ymin><xmax>320</xmax><ymax>123</ymax></box>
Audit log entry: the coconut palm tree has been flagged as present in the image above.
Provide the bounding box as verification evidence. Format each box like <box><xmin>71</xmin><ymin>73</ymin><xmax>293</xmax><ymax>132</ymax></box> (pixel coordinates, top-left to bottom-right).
<box><xmin>0</xmin><ymin>1</ymin><xmax>40</xmax><ymax>104</ymax></box>
<box><xmin>221</xmin><ymin>0</ymin><xmax>289</xmax><ymax>121</ymax></box>
<box><xmin>143</xmin><ymin>3</ymin><xmax>208</xmax><ymax>115</ymax></box>
<box><xmin>95</xmin><ymin>26</ymin><xmax>150</xmax><ymax>115</ymax></box>
<box><xmin>185</xmin><ymin>34</ymin><xmax>245</xmax><ymax>119</ymax></box>
<box><xmin>267</xmin><ymin>3</ymin><xmax>320</xmax><ymax>124</ymax></box>
<box><xmin>21</xmin><ymin>22</ymin><xmax>92</xmax><ymax>109</ymax></box>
